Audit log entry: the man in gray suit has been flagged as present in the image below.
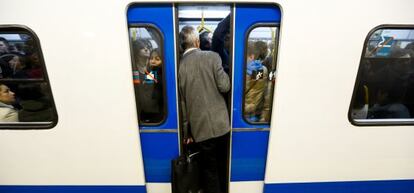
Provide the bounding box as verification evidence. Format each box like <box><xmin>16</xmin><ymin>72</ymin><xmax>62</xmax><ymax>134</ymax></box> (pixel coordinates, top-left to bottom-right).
<box><xmin>178</xmin><ymin>25</ymin><xmax>230</xmax><ymax>193</ymax></box>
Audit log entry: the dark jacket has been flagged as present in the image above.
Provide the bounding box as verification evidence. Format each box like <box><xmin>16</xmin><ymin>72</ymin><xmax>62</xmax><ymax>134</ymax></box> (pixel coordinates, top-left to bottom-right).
<box><xmin>212</xmin><ymin>15</ymin><xmax>230</xmax><ymax>74</ymax></box>
<box><xmin>178</xmin><ymin>48</ymin><xmax>230</xmax><ymax>142</ymax></box>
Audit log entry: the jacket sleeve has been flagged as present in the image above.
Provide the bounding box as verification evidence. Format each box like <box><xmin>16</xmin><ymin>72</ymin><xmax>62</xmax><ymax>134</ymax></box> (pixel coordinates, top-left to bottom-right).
<box><xmin>212</xmin><ymin>52</ymin><xmax>230</xmax><ymax>93</ymax></box>
<box><xmin>179</xmin><ymin>85</ymin><xmax>190</xmax><ymax>139</ymax></box>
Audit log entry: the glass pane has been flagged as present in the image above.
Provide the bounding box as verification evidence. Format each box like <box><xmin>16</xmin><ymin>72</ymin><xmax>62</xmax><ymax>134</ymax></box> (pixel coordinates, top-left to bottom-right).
<box><xmin>0</xmin><ymin>33</ymin><xmax>44</xmax><ymax>79</ymax></box>
<box><xmin>0</xmin><ymin>28</ymin><xmax>56</xmax><ymax>127</ymax></box>
<box><xmin>0</xmin><ymin>82</ymin><xmax>54</xmax><ymax>123</ymax></box>
<box><xmin>243</xmin><ymin>26</ymin><xmax>278</xmax><ymax>124</ymax></box>
<box><xmin>351</xmin><ymin>28</ymin><xmax>414</xmax><ymax>121</ymax></box>
<box><xmin>129</xmin><ymin>27</ymin><xmax>166</xmax><ymax>125</ymax></box>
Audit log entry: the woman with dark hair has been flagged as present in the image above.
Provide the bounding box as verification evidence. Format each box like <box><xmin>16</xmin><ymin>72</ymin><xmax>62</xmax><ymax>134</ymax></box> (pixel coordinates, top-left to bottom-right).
<box><xmin>132</xmin><ymin>38</ymin><xmax>163</xmax><ymax>123</ymax></box>
<box><xmin>132</xmin><ymin>38</ymin><xmax>151</xmax><ymax>83</ymax></box>
<box><xmin>0</xmin><ymin>84</ymin><xmax>18</xmax><ymax>122</ymax></box>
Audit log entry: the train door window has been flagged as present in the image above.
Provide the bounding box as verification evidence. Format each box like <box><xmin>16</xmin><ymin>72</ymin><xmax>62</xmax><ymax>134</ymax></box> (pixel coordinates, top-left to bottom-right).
<box><xmin>243</xmin><ymin>26</ymin><xmax>278</xmax><ymax>124</ymax></box>
<box><xmin>128</xmin><ymin>25</ymin><xmax>166</xmax><ymax>125</ymax></box>
<box><xmin>349</xmin><ymin>26</ymin><xmax>414</xmax><ymax>125</ymax></box>
<box><xmin>0</xmin><ymin>26</ymin><xmax>58</xmax><ymax>129</ymax></box>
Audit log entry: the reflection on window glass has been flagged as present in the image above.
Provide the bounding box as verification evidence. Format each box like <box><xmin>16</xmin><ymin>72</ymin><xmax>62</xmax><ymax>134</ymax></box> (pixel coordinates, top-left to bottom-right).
<box><xmin>129</xmin><ymin>26</ymin><xmax>165</xmax><ymax>125</ymax></box>
<box><xmin>0</xmin><ymin>34</ymin><xmax>43</xmax><ymax>79</ymax></box>
<box><xmin>243</xmin><ymin>26</ymin><xmax>278</xmax><ymax>124</ymax></box>
<box><xmin>0</xmin><ymin>29</ymin><xmax>56</xmax><ymax>127</ymax></box>
<box><xmin>351</xmin><ymin>28</ymin><xmax>414</xmax><ymax>122</ymax></box>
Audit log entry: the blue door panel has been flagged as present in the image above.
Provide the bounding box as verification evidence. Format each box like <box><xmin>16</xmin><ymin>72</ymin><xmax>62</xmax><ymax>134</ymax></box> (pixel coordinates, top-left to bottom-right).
<box><xmin>230</xmin><ymin>131</ymin><xmax>269</xmax><ymax>181</ymax></box>
<box><xmin>233</xmin><ymin>4</ymin><xmax>281</xmax><ymax>129</ymax></box>
<box><xmin>231</xmin><ymin>4</ymin><xmax>281</xmax><ymax>182</ymax></box>
<box><xmin>127</xmin><ymin>4</ymin><xmax>179</xmax><ymax>183</ymax></box>
<box><xmin>140</xmin><ymin>133</ymin><xmax>179</xmax><ymax>182</ymax></box>
<box><xmin>127</xmin><ymin>4</ymin><xmax>178</xmax><ymax>130</ymax></box>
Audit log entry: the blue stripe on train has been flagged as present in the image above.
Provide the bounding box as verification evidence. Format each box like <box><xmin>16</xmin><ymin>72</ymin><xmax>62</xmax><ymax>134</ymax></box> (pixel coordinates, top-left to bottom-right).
<box><xmin>0</xmin><ymin>186</ymin><xmax>146</xmax><ymax>193</ymax></box>
<box><xmin>264</xmin><ymin>180</ymin><xmax>414</xmax><ymax>193</ymax></box>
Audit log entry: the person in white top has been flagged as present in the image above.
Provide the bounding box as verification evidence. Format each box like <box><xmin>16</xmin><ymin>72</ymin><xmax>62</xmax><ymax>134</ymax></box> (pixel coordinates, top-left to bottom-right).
<box><xmin>0</xmin><ymin>84</ymin><xmax>18</xmax><ymax>122</ymax></box>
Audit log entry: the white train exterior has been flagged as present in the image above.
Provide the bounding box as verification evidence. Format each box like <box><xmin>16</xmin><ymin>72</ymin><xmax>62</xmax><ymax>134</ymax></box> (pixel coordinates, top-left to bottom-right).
<box><xmin>0</xmin><ymin>0</ymin><xmax>413</xmax><ymax>193</ymax></box>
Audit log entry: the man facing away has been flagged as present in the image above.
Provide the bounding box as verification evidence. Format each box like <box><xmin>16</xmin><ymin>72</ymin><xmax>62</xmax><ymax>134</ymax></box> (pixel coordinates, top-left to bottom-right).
<box><xmin>178</xmin><ymin>25</ymin><xmax>230</xmax><ymax>193</ymax></box>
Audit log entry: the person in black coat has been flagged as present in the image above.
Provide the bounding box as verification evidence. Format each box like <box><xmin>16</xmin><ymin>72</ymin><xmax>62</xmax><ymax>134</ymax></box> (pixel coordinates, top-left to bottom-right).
<box><xmin>212</xmin><ymin>14</ymin><xmax>230</xmax><ymax>74</ymax></box>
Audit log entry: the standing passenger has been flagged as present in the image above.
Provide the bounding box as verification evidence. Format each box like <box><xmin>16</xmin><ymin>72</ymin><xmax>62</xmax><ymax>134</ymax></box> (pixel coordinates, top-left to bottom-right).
<box><xmin>179</xmin><ymin>26</ymin><xmax>230</xmax><ymax>193</ymax></box>
<box><xmin>244</xmin><ymin>42</ymin><xmax>268</xmax><ymax>122</ymax></box>
<box><xmin>0</xmin><ymin>38</ymin><xmax>13</xmax><ymax>78</ymax></box>
<box><xmin>132</xmin><ymin>39</ymin><xmax>163</xmax><ymax>123</ymax></box>
<box><xmin>0</xmin><ymin>37</ymin><xmax>10</xmax><ymax>56</ymax></box>
<box><xmin>199</xmin><ymin>31</ymin><xmax>213</xmax><ymax>51</ymax></box>
<box><xmin>212</xmin><ymin>14</ymin><xmax>231</xmax><ymax>74</ymax></box>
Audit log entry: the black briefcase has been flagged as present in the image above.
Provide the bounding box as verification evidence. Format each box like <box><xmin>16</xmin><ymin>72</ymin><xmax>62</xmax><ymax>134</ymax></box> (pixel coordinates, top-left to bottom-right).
<box><xmin>171</xmin><ymin>151</ymin><xmax>201</xmax><ymax>193</ymax></box>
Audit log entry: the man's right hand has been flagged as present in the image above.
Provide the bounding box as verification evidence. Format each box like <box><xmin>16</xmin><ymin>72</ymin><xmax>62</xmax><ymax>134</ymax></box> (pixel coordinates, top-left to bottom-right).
<box><xmin>183</xmin><ymin>137</ymin><xmax>194</xmax><ymax>145</ymax></box>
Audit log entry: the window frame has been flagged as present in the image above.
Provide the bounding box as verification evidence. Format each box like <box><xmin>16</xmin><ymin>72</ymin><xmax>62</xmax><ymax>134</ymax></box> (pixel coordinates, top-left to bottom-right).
<box><xmin>242</xmin><ymin>23</ymin><xmax>280</xmax><ymax>125</ymax></box>
<box><xmin>348</xmin><ymin>24</ymin><xmax>414</xmax><ymax>126</ymax></box>
<box><xmin>128</xmin><ymin>23</ymin><xmax>168</xmax><ymax>126</ymax></box>
<box><xmin>0</xmin><ymin>25</ymin><xmax>58</xmax><ymax>129</ymax></box>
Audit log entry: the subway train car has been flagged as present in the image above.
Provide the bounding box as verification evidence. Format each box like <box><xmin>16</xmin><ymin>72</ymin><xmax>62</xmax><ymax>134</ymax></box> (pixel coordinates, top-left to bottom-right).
<box><xmin>1</xmin><ymin>0</ymin><xmax>414</xmax><ymax>193</ymax></box>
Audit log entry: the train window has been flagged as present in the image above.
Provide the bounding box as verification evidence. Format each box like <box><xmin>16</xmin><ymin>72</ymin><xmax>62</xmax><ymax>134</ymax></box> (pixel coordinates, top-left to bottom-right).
<box><xmin>243</xmin><ymin>26</ymin><xmax>278</xmax><ymax>124</ymax></box>
<box><xmin>129</xmin><ymin>25</ymin><xmax>166</xmax><ymax>125</ymax></box>
<box><xmin>0</xmin><ymin>26</ymin><xmax>57</xmax><ymax>129</ymax></box>
<box><xmin>350</xmin><ymin>27</ymin><xmax>414</xmax><ymax>125</ymax></box>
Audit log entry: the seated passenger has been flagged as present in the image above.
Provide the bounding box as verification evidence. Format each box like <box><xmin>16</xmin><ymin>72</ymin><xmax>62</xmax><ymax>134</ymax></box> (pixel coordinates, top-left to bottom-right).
<box><xmin>18</xmin><ymin>84</ymin><xmax>53</xmax><ymax>122</ymax></box>
<box><xmin>368</xmin><ymin>85</ymin><xmax>410</xmax><ymax>119</ymax></box>
<box><xmin>0</xmin><ymin>84</ymin><xmax>18</xmax><ymax>122</ymax></box>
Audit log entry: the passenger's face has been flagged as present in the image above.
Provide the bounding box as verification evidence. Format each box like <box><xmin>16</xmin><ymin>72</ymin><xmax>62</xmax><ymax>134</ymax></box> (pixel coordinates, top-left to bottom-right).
<box><xmin>0</xmin><ymin>85</ymin><xmax>15</xmax><ymax>105</ymax></box>
<box><xmin>224</xmin><ymin>33</ymin><xmax>230</xmax><ymax>50</ymax></box>
<box><xmin>0</xmin><ymin>41</ymin><xmax>8</xmax><ymax>54</ymax></box>
<box><xmin>30</xmin><ymin>53</ymin><xmax>40</xmax><ymax>65</ymax></box>
<box><xmin>9</xmin><ymin>56</ymin><xmax>23</xmax><ymax>70</ymax></box>
<box><xmin>150</xmin><ymin>54</ymin><xmax>162</xmax><ymax>67</ymax></box>
<box><xmin>139</xmin><ymin>46</ymin><xmax>150</xmax><ymax>58</ymax></box>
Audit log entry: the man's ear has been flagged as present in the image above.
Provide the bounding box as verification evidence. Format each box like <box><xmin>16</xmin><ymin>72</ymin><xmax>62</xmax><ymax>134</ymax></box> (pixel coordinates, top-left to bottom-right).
<box><xmin>196</xmin><ymin>39</ymin><xmax>200</xmax><ymax>48</ymax></box>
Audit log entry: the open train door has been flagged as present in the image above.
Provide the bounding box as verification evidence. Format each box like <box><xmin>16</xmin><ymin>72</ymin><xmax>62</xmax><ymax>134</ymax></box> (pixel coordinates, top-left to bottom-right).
<box><xmin>230</xmin><ymin>3</ymin><xmax>281</xmax><ymax>193</ymax></box>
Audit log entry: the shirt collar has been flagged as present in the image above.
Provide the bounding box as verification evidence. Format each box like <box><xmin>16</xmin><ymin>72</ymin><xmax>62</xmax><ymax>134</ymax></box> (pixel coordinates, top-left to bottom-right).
<box><xmin>183</xmin><ymin>47</ymin><xmax>198</xmax><ymax>56</ymax></box>
<box><xmin>0</xmin><ymin>101</ymin><xmax>14</xmax><ymax>109</ymax></box>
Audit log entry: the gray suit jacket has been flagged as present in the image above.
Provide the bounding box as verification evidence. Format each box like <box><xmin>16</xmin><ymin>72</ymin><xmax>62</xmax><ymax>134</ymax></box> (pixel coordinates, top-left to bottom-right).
<box><xmin>178</xmin><ymin>48</ymin><xmax>230</xmax><ymax>142</ymax></box>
